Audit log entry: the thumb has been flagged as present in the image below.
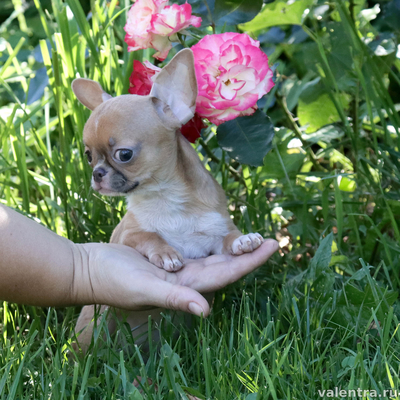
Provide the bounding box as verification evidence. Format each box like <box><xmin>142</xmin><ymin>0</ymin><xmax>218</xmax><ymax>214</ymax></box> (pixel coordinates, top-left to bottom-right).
<box><xmin>139</xmin><ymin>279</ymin><xmax>210</xmax><ymax>317</ymax></box>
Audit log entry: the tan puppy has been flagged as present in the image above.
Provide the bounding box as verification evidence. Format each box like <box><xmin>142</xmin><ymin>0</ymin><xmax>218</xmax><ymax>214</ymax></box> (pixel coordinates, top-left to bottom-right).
<box><xmin>71</xmin><ymin>49</ymin><xmax>263</xmax><ymax>352</ymax></box>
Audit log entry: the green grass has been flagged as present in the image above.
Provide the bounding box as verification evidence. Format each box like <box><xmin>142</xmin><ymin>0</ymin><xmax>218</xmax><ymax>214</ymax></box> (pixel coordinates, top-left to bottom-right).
<box><xmin>1</xmin><ymin>0</ymin><xmax>400</xmax><ymax>398</ymax></box>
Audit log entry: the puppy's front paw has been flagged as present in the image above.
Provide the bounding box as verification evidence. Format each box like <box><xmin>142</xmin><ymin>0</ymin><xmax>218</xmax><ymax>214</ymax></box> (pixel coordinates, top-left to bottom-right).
<box><xmin>231</xmin><ymin>233</ymin><xmax>264</xmax><ymax>255</ymax></box>
<box><xmin>149</xmin><ymin>248</ymin><xmax>184</xmax><ymax>272</ymax></box>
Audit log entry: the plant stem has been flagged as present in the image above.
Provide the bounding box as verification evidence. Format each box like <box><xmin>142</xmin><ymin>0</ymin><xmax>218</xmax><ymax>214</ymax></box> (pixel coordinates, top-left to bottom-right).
<box><xmin>198</xmin><ymin>138</ymin><xmax>247</xmax><ymax>186</ymax></box>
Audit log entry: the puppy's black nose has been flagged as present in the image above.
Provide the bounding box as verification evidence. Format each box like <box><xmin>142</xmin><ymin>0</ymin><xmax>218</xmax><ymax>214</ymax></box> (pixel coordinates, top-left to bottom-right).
<box><xmin>93</xmin><ymin>168</ymin><xmax>107</xmax><ymax>183</ymax></box>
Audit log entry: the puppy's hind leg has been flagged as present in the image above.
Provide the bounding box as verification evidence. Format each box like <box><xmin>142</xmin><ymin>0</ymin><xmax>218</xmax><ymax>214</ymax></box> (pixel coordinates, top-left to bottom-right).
<box><xmin>71</xmin><ymin>304</ymin><xmax>112</xmax><ymax>355</ymax></box>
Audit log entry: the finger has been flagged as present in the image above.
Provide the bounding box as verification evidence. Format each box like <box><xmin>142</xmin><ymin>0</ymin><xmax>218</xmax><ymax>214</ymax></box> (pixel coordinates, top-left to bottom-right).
<box><xmin>228</xmin><ymin>239</ymin><xmax>279</xmax><ymax>277</ymax></box>
<box><xmin>136</xmin><ymin>278</ymin><xmax>210</xmax><ymax>317</ymax></box>
<box><xmin>184</xmin><ymin>239</ymin><xmax>278</xmax><ymax>267</ymax></box>
<box><xmin>181</xmin><ymin>239</ymin><xmax>279</xmax><ymax>293</ymax></box>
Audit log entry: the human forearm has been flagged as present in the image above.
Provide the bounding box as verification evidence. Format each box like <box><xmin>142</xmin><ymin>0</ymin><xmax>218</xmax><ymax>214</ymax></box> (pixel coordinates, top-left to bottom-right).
<box><xmin>0</xmin><ymin>204</ymin><xmax>84</xmax><ymax>306</ymax></box>
<box><xmin>0</xmin><ymin>205</ymin><xmax>207</xmax><ymax>312</ymax></box>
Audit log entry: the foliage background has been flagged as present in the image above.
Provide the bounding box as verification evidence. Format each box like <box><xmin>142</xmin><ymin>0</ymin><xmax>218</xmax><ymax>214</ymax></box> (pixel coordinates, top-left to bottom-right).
<box><xmin>1</xmin><ymin>0</ymin><xmax>400</xmax><ymax>398</ymax></box>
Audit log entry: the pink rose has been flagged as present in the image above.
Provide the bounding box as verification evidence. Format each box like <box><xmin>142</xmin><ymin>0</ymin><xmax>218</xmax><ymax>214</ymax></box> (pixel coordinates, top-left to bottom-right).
<box><xmin>124</xmin><ymin>0</ymin><xmax>165</xmax><ymax>54</ymax></box>
<box><xmin>191</xmin><ymin>33</ymin><xmax>275</xmax><ymax>125</ymax></box>
<box><xmin>128</xmin><ymin>60</ymin><xmax>204</xmax><ymax>142</ymax></box>
<box><xmin>124</xmin><ymin>0</ymin><xmax>202</xmax><ymax>61</ymax></box>
<box><xmin>128</xmin><ymin>60</ymin><xmax>161</xmax><ymax>96</ymax></box>
<box><xmin>150</xmin><ymin>3</ymin><xmax>201</xmax><ymax>37</ymax></box>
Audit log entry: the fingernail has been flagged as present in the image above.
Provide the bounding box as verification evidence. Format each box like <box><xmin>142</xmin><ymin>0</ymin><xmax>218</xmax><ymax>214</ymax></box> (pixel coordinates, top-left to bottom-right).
<box><xmin>188</xmin><ymin>302</ymin><xmax>204</xmax><ymax>316</ymax></box>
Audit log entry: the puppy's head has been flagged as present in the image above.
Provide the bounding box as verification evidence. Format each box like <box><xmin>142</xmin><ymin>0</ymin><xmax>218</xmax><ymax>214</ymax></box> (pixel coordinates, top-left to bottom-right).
<box><xmin>72</xmin><ymin>49</ymin><xmax>197</xmax><ymax>196</ymax></box>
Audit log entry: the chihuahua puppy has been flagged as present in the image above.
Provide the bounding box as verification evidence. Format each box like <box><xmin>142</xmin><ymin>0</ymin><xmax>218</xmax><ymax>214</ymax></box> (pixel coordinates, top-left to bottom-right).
<box><xmin>71</xmin><ymin>49</ymin><xmax>263</xmax><ymax>352</ymax></box>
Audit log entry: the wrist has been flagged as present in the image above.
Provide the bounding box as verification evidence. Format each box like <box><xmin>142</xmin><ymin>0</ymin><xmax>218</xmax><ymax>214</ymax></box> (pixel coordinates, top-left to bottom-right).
<box><xmin>69</xmin><ymin>243</ymin><xmax>94</xmax><ymax>305</ymax></box>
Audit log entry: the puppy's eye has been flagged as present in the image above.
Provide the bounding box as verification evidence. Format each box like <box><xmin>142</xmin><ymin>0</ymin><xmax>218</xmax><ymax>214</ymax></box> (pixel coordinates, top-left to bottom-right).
<box><xmin>85</xmin><ymin>150</ymin><xmax>92</xmax><ymax>163</ymax></box>
<box><xmin>115</xmin><ymin>149</ymin><xmax>133</xmax><ymax>162</ymax></box>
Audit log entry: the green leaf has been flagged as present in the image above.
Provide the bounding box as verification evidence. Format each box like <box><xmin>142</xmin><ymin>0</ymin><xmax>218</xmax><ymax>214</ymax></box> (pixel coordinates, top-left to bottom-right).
<box><xmin>184</xmin><ymin>0</ymin><xmax>262</xmax><ymax>26</ymax></box>
<box><xmin>308</xmin><ymin>232</ymin><xmax>333</xmax><ymax>278</ymax></box>
<box><xmin>216</xmin><ymin>110</ymin><xmax>274</xmax><ymax>167</ymax></box>
<box><xmin>262</xmin><ymin>150</ymin><xmax>306</xmax><ymax>179</ymax></box>
<box><xmin>302</xmin><ymin>125</ymin><xmax>345</xmax><ymax>144</ymax></box>
<box><xmin>261</xmin><ymin>129</ymin><xmax>306</xmax><ymax>179</ymax></box>
<box><xmin>329</xmin><ymin>255</ymin><xmax>350</xmax><ymax>266</ymax></box>
<box><xmin>281</xmin><ymin>73</ymin><xmax>316</xmax><ymax>111</ymax></box>
<box><xmin>214</xmin><ymin>0</ymin><xmax>263</xmax><ymax>25</ymax></box>
<box><xmin>86</xmin><ymin>376</ymin><xmax>101</xmax><ymax>388</ymax></box>
<box><xmin>368</xmin><ymin>33</ymin><xmax>397</xmax><ymax>56</ymax></box>
<box><xmin>298</xmin><ymin>93</ymin><xmax>350</xmax><ymax>133</ymax></box>
<box><xmin>334</xmin><ymin>177</ymin><xmax>343</xmax><ymax>249</ymax></box>
<box><xmin>338</xmin><ymin>176</ymin><xmax>356</xmax><ymax>192</ymax></box>
<box><xmin>346</xmin><ymin>264</ymin><xmax>371</xmax><ymax>282</ymax></box>
<box><xmin>240</xmin><ymin>0</ymin><xmax>313</xmax><ymax>32</ymax></box>
<box><xmin>182</xmin><ymin>386</ymin><xmax>206</xmax><ymax>399</ymax></box>
<box><xmin>331</xmin><ymin>283</ymin><xmax>398</xmax><ymax>329</ymax></box>
<box><xmin>283</xmin><ymin>233</ymin><xmax>335</xmax><ymax>304</ymax></box>
<box><xmin>341</xmin><ymin>356</ymin><xmax>357</xmax><ymax>368</ymax></box>
<box><xmin>381</xmin><ymin>0</ymin><xmax>400</xmax><ymax>31</ymax></box>
<box><xmin>125</xmin><ymin>382</ymin><xmax>144</xmax><ymax>399</ymax></box>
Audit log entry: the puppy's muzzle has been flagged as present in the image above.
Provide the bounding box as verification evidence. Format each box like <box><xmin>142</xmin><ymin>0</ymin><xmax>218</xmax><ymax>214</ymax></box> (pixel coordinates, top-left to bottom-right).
<box><xmin>93</xmin><ymin>167</ymin><xmax>107</xmax><ymax>183</ymax></box>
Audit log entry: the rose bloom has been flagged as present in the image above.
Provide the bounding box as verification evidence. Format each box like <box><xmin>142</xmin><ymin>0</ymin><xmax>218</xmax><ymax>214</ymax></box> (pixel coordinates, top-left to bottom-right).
<box><xmin>124</xmin><ymin>0</ymin><xmax>201</xmax><ymax>61</ymax></box>
<box><xmin>179</xmin><ymin>113</ymin><xmax>206</xmax><ymax>142</ymax></box>
<box><xmin>191</xmin><ymin>32</ymin><xmax>275</xmax><ymax>125</ymax></box>
<box><xmin>129</xmin><ymin>60</ymin><xmax>205</xmax><ymax>142</ymax></box>
<box><xmin>128</xmin><ymin>60</ymin><xmax>161</xmax><ymax>95</ymax></box>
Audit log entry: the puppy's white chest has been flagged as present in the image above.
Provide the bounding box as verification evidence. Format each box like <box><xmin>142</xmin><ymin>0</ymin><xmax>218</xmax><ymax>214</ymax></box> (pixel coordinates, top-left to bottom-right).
<box><xmin>128</xmin><ymin>197</ymin><xmax>229</xmax><ymax>258</ymax></box>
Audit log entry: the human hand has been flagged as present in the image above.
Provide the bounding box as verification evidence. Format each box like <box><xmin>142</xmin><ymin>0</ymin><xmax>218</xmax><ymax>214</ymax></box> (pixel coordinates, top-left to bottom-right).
<box><xmin>0</xmin><ymin>205</ymin><xmax>278</xmax><ymax>312</ymax></box>
<box><xmin>75</xmin><ymin>239</ymin><xmax>278</xmax><ymax>317</ymax></box>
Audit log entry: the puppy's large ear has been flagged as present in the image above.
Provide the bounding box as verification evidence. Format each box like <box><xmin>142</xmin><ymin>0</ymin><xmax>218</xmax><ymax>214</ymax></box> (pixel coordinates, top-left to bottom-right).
<box><xmin>71</xmin><ymin>78</ymin><xmax>112</xmax><ymax>111</ymax></box>
<box><xmin>150</xmin><ymin>49</ymin><xmax>197</xmax><ymax>127</ymax></box>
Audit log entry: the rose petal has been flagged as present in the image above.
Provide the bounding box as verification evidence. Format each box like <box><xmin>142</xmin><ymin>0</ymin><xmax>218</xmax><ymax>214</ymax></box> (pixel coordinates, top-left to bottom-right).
<box><xmin>150</xmin><ymin>34</ymin><xmax>172</xmax><ymax>60</ymax></box>
<box><xmin>150</xmin><ymin>3</ymin><xmax>201</xmax><ymax>36</ymax></box>
<box><xmin>218</xmin><ymin>79</ymin><xmax>246</xmax><ymax>101</ymax></box>
<box><xmin>129</xmin><ymin>60</ymin><xmax>160</xmax><ymax>95</ymax></box>
<box><xmin>180</xmin><ymin>113</ymin><xmax>205</xmax><ymax>142</ymax></box>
